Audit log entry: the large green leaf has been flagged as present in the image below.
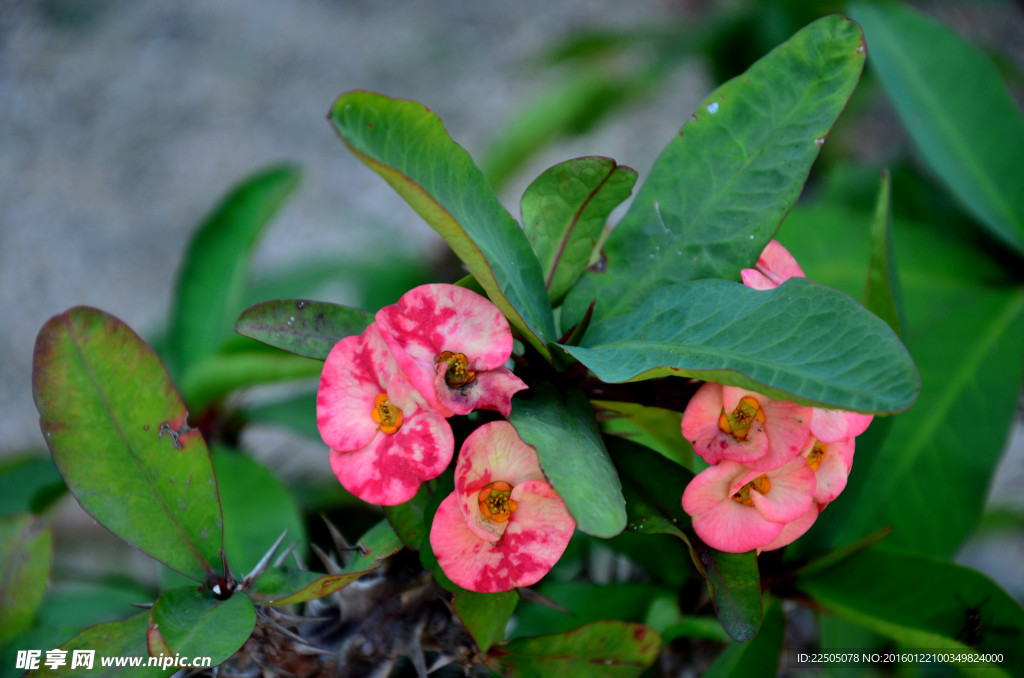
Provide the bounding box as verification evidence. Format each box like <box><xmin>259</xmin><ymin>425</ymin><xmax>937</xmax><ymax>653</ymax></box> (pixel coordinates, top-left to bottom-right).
<box><xmin>489</xmin><ymin>621</ymin><xmax>661</xmax><ymax>677</ymax></box>
<box><xmin>148</xmin><ymin>587</ymin><xmax>255</xmax><ymax>667</ymax></box>
<box><xmin>798</xmin><ymin>548</ymin><xmax>1024</xmax><ymax>677</ymax></box>
<box><xmin>454</xmin><ymin>590</ymin><xmax>519</xmax><ymax>652</ymax></box>
<box><xmin>166</xmin><ymin>165</ymin><xmax>300</xmax><ymax>376</ymax></box>
<box><xmin>24</xmin><ymin>612</ymin><xmax>165</xmax><ymax>678</ymax></box>
<box><xmin>0</xmin><ymin>514</ymin><xmax>51</xmax><ymax>645</ymax></box>
<box><xmin>564</xmin><ymin>15</ymin><xmax>865</xmax><ymax>325</ymax></box>
<box><xmin>704</xmin><ymin>599</ymin><xmax>784</xmax><ymax>678</ymax></box>
<box><xmin>234</xmin><ymin>299</ymin><xmax>373</xmax><ymax>361</ymax></box>
<box><xmin>179</xmin><ymin>351</ymin><xmax>321</xmax><ymax>414</ymax></box>
<box><xmin>609</xmin><ymin>438</ymin><xmax>762</xmax><ymax>643</ymax></box>
<box><xmin>850</xmin><ymin>3</ymin><xmax>1024</xmax><ymax>257</ymax></box>
<box><xmin>328</xmin><ymin>91</ymin><xmax>557</xmax><ymax>359</ymax></box>
<box><xmin>33</xmin><ymin>307</ymin><xmax>224</xmax><ymax>581</ymax></box>
<box><xmin>564</xmin><ymin>277</ymin><xmax>919</xmax><ymax>413</ymax></box>
<box><xmin>521</xmin><ymin>156</ymin><xmax>637</xmax><ymax>303</ymax></box>
<box><xmin>509</xmin><ymin>385</ymin><xmax>626</xmax><ymax>538</ymax></box>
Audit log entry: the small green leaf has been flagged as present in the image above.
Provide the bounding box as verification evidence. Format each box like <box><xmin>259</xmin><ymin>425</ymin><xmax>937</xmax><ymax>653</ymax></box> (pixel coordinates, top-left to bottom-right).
<box><xmin>704</xmin><ymin>598</ymin><xmax>784</xmax><ymax>678</ymax></box>
<box><xmin>489</xmin><ymin>621</ymin><xmax>661</xmax><ymax>678</ymax></box>
<box><xmin>862</xmin><ymin>171</ymin><xmax>903</xmax><ymax>336</ymax></box>
<box><xmin>234</xmin><ymin>299</ymin><xmax>373</xmax><ymax>361</ymax></box>
<box><xmin>798</xmin><ymin>547</ymin><xmax>1024</xmax><ymax>676</ymax></box>
<box><xmin>509</xmin><ymin>385</ymin><xmax>626</xmax><ymax>538</ymax></box>
<box><xmin>610</xmin><ymin>438</ymin><xmax>762</xmax><ymax>642</ymax></box>
<box><xmin>33</xmin><ymin>307</ymin><xmax>224</xmax><ymax>581</ymax></box>
<box><xmin>328</xmin><ymin>91</ymin><xmax>557</xmax><ymax>360</ymax></box>
<box><xmin>521</xmin><ymin>157</ymin><xmax>637</xmax><ymax>303</ymax></box>
<box><xmin>0</xmin><ymin>454</ymin><xmax>65</xmax><ymax>517</ymax></box>
<box><xmin>513</xmin><ymin>581</ymin><xmax>672</xmax><ymax>640</ymax></box>
<box><xmin>211</xmin><ymin>449</ymin><xmax>307</xmax><ymax>578</ymax></box>
<box><xmin>383</xmin><ymin>483</ymin><xmax>431</xmax><ymax>550</ymax></box>
<box><xmin>179</xmin><ymin>351</ymin><xmax>322</xmax><ymax>414</ymax></box>
<box><xmin>454</xmin><ymin>590</ymin><xmax>519</xmax><ymax>652</ymax></box>
<box><xmin>565</xmin><ymin>15</ymin><xmax>866</xmax><ymax>325</ymax></box>
<box><xmin>564</xmin><ymin>277</ymin><xmax>919</xmax><ymax>413</ymax></box>
<box><xmin>148</xmin><ymin>587</ymin><xmax>255</xmax><ymax>667</ymax></box>
<box><xmin>0</xmin><ymin>514</ymin><xmax>52</xmax><ymax>645</ymax></box>
<box><xmin>166</xmin><ymin>165</ymin><xmax>301</xmax><ymax>376</ymax></box>
<box><xmin>594</xmin><ymin>401</ymin><xmax>692</xmax><ymax>467</ymax></box>
<box><xmin>850</xmin><ymin>3</ymin><xmax>1024</xmax><ymax>256</ymax></box>
<box><xmin>24</xmin><ymin>612</ymin><xmax>162</xmax><ymax>678</ymax></box>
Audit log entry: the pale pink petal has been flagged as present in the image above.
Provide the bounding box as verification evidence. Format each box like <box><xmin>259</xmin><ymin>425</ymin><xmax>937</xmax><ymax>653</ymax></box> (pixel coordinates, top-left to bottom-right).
<box><xmin>807</xmin><ymin>438</ymin><xmax>855</xmax><ymax>503</ymax></box>
<box><xmin>433</xmin><ymin>365</ymin><xmax>527</xmax><ymax>417</ymax></box>
<box><xmin>682</xmin><ymin>461</ymin><xmax>749</xmax><ymax>516</ymax></box>
<box><xmin>690</xmin><ymin>497</ymin><xmax>784</xmax><ymax>553</ymax></box>
<box><xmin>741</xmin><ymin>268</ymin><xmax>776</xmax><ymax>290</ymax></box>
<box><xmin>757</xmin><ymin>240</ymin><xmax>805</xmax><ymax>283</ymax></box>
<box><xmin>376</xmin><ymin>284</ymin><xmax>516</xmax><ymax>415</ymax></box>
<box><xmin>810</xmin><ymin>408</ymin><xmax>873</xmax><ymax>443</ymax></box>
<box><xmin>760</xmin><ymin>503</ymin><xmax>820</xmax><ymax>552</ymax></box>
<box><xmin>750</xmin><ymin>457</ymin><xmax>816</xmax><ymax>523</ymax></box>
<box><xmin>682</xmin><ymin>383</ymin><xmax>769</xmax><ymax>465</ymax></box>
<box><xmin>431</xmin><ymin>493</ymin><xmax>503</xmax><ymax>589</ymax></box>
<box><xmin>316</xmin><ymin>332</ymin><xmax>381</xmax><ymax>452</ymax></box>
<box><xmin>329</xmin><ymin>400</ymin><xmax>453</xmax><ymax>506</ymax></box>
<box><xmin>714</xmin><ymin>387</ymin><xmax>810</xmax><ymax>469</ymax></box>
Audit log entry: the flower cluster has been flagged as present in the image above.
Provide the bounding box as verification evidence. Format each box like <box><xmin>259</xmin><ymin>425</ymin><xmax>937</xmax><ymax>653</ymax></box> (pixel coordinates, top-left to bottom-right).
<box><xmin>317</xmin><ymin>283</ymin><xmax>527</xmax><ymax>506</ymax></box>
<box><xmin>680</xmin><ymin>241</ymin><xmax>872</xmax><ymax>553</ymax></box>
<box><xmin>317</xmin><ymin>283</ymin><xmax>575</xmax><ymax>591</ymax></box>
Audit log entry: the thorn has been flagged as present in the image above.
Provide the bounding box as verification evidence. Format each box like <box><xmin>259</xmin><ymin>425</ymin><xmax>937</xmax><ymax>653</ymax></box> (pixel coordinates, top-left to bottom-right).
<box><xmin>518</xmin><ymin>587</ymin><xmax>572</xmax><ymax>614</ymax></box>
<box><xmin>311</xmin><ymin>543</ymin><xmax>343</xmax><ymax>575</ymax></box>
<box><xmin>243</xmin><ymin>529</ymin><xmax>291</xmax><ymax>585</ymax></box>
<box><xmin>272</xmin><ymin>541</ymin><xmax>298</xmax><ymax>569</ymax></box>
<box><xmin>129</xmin><ymin>602</ymin><xmax>155</xmax><ymax>609</ymax></box>
<box><xmin>320</xmin><ymin>514</ymin><xmax>355</xmax><ymax>564</ymax></box>
<box><xmin>426</xmin><ymin>654</ymin><xmax>455</xmax><ymax>674</ymax></box>
<box><xmin>256</xmin><ymin>609</ymin><xmax>332</xmax><ymax>653</ymax></box>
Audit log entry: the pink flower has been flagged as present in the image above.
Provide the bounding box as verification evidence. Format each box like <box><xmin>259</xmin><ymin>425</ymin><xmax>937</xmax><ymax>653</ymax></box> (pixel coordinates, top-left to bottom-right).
<box><xmin>740</xmin><ymin>239</ymin><xmax>806</xmax><ymax>290</ymax></box>
<box><xmin>681</xmin><ymin>382</ymin><xmax>812</xmax><ymax>471</ymax></box>
<box><xmin>430</xmin><ymin>421</ymin><xmax>575</xmax><ymax>592</ymax></box>
<box><xmin>810</xmin><ymin>408</ymin><xmax>873</xmax><ymax>444</ymax></box>
<box><xmin>375</xmin><ymin>284</ymin><xmax>527</xmax><ymax>417</ymax></box>
<box><xmin>760</xmin><ymin>503</ymin><xmax>820</xmax><ymax>552</ymax></box>
<box><xmin>801</xmin><ymin>436</ymin><xmax>855</xmax><ymax>504</ymax></box>
<box><xmin>317</xmin><ymin>325</ymin><xmax>454</xmax><ymax>506</ymax></box>
<box><xmin>682</xmin><ymin>456</ymin><xmax>816</xmax><ymax>553</ymax></box>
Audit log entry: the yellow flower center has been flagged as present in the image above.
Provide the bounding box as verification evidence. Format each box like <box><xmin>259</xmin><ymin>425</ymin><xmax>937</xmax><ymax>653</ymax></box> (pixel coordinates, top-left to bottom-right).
<box><xmin>731</xmin><ymin>474</ymin><xmax>771</xmax><ymax>506</ymax></box>
<box><xmin>437</xmin><ymin>350</ymin><xmax>477</xmax><ymax>388</ymax></box>
<box><xmin>718</xmin><ymin>396</ymin><xmax>766</xmax><ymax>441</ymax></box>
<box><xmin>806</xmin><ymin>441</ymin><xmax>827</xmax><ymax>472</ymax></box>
<box><xmin>478</xmin><ymin>481</ymin><xmax>517</xmax><ymax>523</ymax></box>
<box><xmin>371</xmin><ymin>393</ymin><xmax>403</xmax><ymax>435</ymax></box>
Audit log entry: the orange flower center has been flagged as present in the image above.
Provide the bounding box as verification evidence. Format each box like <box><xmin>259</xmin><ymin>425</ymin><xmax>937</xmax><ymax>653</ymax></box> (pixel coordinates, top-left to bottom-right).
<box><xmin>731</xmin><ymin>474</ymin><xmax>771</xmax><ymax>506</ymax></box>
<box><xmin>718</xmin><ymin>396</ymin><xmax>766</xmax><ymax>441</ymax></box>
<box><xmin>478</xmin><ymin>481</ymin><xmax>517</xmax><ymax>523</ymax></box>
<box><xmin>437</xmin><ymin>350</ymin><xmax>476</xmax><ymax>388</ymax></box>
<box><xmin>806</xmin><ymin>441</ymin><xmax>827</xmax><ymax>472</ymax></box>
<box><xmin>371</xmin><ymin>393</ymin><xmax>403</xmax><ymax>434</ymax></box>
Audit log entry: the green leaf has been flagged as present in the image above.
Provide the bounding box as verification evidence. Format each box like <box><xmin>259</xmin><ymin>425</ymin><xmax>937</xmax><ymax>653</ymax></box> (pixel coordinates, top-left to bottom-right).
<box><xmin>798</xmin><ymin>547</ymin><xmax>1024</xmax><ymax>677</ymax></box>
<box><xmin>489</xmin><ymin>621</ymin><xmax>661</xmax><ymax>678</ymax></box>
<box><xmin>35</xmin><ymin>579</ymin><xmax>155</xmax><ymax>631</ymax></box>
<box><xmin>33</xmin><ymin>307</ymin><xmax>224</xmax><ymax>581</ymax></box>
<box><xmin>211</xmin><ymin>449</ymin><xmax>307</xmax><ymax>578</ymax></box>
<box><xmin>594</xmin><ymin>401</ymin><xmax>692</xmax><ymax>467</ymax></box>
<box><xmin>328</xmin><ymin>91</ymin><xmax>557</xmax><ymax>359</ymax></box>
<box><xmin>849</xmin><ymin>3</ymin><xmax>1024</xmax><ymax>256</ymax></box>
<box><xmin>521</xmin><ymin>157</ymin><xmax>637</xmax><ymax>303</ymax></box>
<box><xmin>241</xmin><ymin>391</ymin><xmax>319</xmax><ymax>441</ymax></box>
<box><xmin>512</xmin><ymin>581</ymin><xmax>672</xmax><ymax>640</ymax></box>
<box><xmin>0</xmin><ymin>454</ymin><xmax>65</xmax><ymax>517</ymax></box>
<box><xmin>564</xmin><ymin>15</ymin><xmax>866</xmax><ymax>325</ymax></box>
<box><xmin>248</xmin><ymin>519</ymin><xmax>403</xmax><ymax>605</ymax></box>
<box><xmin>704</xmin><ymin>598</ymin><xmax>784</xmax><ymax>678</ymax></box>
<box><xmin>383</xmin><ymin>483</ymin><xmax>431</xmax><ymax>550</ymax></box>
<box><xmin>234</xmin><ymin>299</ymin><xmax>373</xmax><ymax>361</ymax></box>
<box><xmin>179</xmin><ymin>351</ymin><xmax>321</xmax><ymax>414</ymax></box>
<box><xmin>24</xmin><ymin>612</ymin><xmax>164</xmax><ymax>678</ymax></box>
<box><xmin>610</xmin><ymin>438</ymin><xmax>762</xmax><ymax>642</ymax></box>
<box><xmin>509</xmin><ymin>385</ymin><xmax>626</xmax><ymax>538</ymax></box>
<box><xmin>862</xmin><ymin>171</ymin><xmax>903</xmax><ymax>336</ymax></box>
<box><xmin>0</xmin><ymin>514</ymin><xmax>51</xmax><ymax>645</ymax></box>
<box><xmin>454</xmin><ymin>590</ymin><xmax>518</xmax><ymax>652</ymax></box>
<box><xmin>148</xmin><ymin>587</ymin><xmax>255</xmax><ymax>667</ymax></box>
<box><xmin>564</xmin><ymin>277</ymin><xmax>920</xmax><ymax>413</ymax></box>
<box><xmin>166</xmin><ymin>165</ymin><xmax>301</xmax><ymax>376</ymax></box>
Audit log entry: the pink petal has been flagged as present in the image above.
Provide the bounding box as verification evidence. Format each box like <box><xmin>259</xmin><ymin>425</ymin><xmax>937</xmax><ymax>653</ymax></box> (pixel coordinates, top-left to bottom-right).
<box><xmin>316</xmin><ymin>332</ymin><xmax>381</xmax><ymax>453</ymax></box>
<box><xmin>810</xmin><ymin>408</ymin><xmax>873</xmax><ymax>443</ymax></box>
<box><xmin>682</xmin><ymin>383</ymin><xmax>769</xmax><ymax>465</ymax></box>
<box><xmin>682</xmin><ymin>460</ymin><xmax>749</xmax><ymax>516</ymax></box>
<box><xmin>690</xmin><ymin>497</ymin><xmax>784</xmax><ymax>553</ymax></box>
<box><xmin>433</xmin><ymin>365</ymin><xmax>527</xmax><ymax>417</ymax></box>
<box><xmin>329</xmin><ymin>400</ymin><xmax>453</xmax><ymax>506</ymax></box>
<box><xmin>757</xmin><ymin>240</ymin><xmax>805</xmax><ymax>283</ymax></box>
<box><xmin>749</xmin><ymin>456</ymin><xmax>816</xmax><ymax>523</ymax></box>
<box><xmin>431</xmin><ymin>482</ymin><xmax>574</xmax><ymax>593</ymax></box>
<box><xmin>760</xmin><ymin>503</ymin><xmax>820</xmax><ymax>552</ymax></box>
<box><xmin>740</xmin><ymin>268</ymin><xmax>776</xmax><ymax>290</ymax></box>
<box><xmin>806</xmin><ymin>438</ymin><xmax>855</xmax><ymax>503</ymax></box>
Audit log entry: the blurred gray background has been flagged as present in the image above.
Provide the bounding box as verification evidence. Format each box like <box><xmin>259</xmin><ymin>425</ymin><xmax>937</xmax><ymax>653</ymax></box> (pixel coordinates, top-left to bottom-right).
<box><xmin>2</xmin><ymin>0</ymin><xmax>1022</xmax><ymax>601</ymax></box>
